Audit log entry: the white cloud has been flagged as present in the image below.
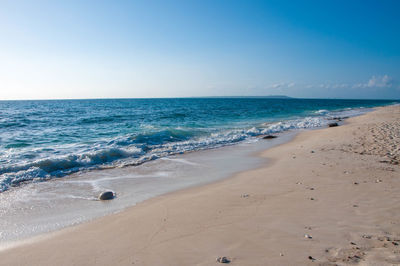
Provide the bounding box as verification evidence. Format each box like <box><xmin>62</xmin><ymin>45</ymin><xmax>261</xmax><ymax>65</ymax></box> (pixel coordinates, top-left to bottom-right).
<box><xmin>266</xmin><ymin>75</ymin><xmax>396</xmax><ymax>93</ymax></box>
<box><xmin>317</xmin><ymin>83</ymin><xmax>349</xmax><ymax>89</ymax></box>
<box><xmin>268</xmin><ymin>82</ymin><xmax>295</xmax><ymax>89</ymax></box>
<box><xmin>352</xmin><ymin>75</ymin><xmax>394</xmax><ymax>89</ymax></box>
<box><xmin>367</xmin><ymin>75</ymin><xmax>393</xmax><ymax>88</ymax></box>
<box><xmin>307</xmin><ymin>75</ymin><xmax>395</xmax><ymax>90</ymax></box>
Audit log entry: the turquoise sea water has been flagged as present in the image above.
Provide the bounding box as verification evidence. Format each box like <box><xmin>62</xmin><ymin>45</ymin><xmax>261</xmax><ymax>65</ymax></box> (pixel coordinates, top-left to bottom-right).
<box><xmin>0</xmin><ymin>98</ymin><xmax>397</xmax><ymax>192</ymax></box>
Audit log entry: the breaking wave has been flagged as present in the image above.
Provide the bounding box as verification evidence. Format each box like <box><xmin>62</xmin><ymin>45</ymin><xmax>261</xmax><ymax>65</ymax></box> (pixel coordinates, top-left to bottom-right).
<box><xmin>1</xmin><ymin>97</ymin><xmax>394</xmax><ymax>193</ymax></box>
<box><xmin>0</xmin><ymin>107</ymin><xmax>367</xmax><ymax>192</ymax></box>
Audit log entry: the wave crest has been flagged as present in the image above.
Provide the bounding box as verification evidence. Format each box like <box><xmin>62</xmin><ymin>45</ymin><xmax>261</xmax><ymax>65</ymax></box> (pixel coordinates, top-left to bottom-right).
<box><xmin>0</xmin><ymin>107</ymin><xmax>368</xmax><ymax>192</ymax></box>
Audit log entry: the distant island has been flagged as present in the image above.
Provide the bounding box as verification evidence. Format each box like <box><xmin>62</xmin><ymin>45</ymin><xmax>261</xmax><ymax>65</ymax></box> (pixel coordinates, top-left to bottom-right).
<box><xmin>259</xmin><ymin>95</ymin><xmax>293</xmax><ymax>99</ymax></box>
<box><xmin>200</xmin><ymin>95</ymin><xmax>293</xmax><ymax>99</ymax></box>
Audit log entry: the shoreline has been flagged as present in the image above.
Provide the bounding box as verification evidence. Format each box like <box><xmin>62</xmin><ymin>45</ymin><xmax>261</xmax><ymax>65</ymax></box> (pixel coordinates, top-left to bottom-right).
<box><xmin>0</xmin><ymin>129</ymin><xmax>296</xmax><ymax>243</ymax></box>
<box><xmin>1</xmin><ymin>105</ymin><xmax>399</xmax><ymax>265</ymax></box>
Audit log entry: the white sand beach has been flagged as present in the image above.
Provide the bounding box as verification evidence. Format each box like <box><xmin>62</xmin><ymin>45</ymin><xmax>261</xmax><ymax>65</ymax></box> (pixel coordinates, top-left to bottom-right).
<box><xmin>1</xmin><ymin>105</ymin><xmax>399</xmax><ymax>265</ymax></box>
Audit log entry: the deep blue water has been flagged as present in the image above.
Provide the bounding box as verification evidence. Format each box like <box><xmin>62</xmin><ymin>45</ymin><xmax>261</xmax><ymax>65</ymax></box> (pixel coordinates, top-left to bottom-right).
<box><xmin>0</xmin><ymin>98</ymin><xmax>397</xmax><ymax>192</ymax></box>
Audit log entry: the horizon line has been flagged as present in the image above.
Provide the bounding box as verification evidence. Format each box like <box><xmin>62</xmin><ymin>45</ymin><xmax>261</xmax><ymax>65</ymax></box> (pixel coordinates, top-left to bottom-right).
<box><xmin>0</xmin><ymin>95</ymin><xmax>399</xmax><ymax>101</ymax></box>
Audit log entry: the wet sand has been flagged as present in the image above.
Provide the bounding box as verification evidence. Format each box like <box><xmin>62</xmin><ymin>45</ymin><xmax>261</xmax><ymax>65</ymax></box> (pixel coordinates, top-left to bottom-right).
<box><xmin>1</xmin><ymin>105</ymin><xmax>399</xmax><ymax>265</ymax></box>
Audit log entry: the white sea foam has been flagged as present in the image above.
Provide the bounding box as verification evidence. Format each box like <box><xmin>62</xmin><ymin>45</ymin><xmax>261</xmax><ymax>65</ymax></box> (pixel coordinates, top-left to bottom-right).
<box><xmin>315</xmin><ymin>109</ymin><xmax>329</xmax><ymax>114</ymax></box>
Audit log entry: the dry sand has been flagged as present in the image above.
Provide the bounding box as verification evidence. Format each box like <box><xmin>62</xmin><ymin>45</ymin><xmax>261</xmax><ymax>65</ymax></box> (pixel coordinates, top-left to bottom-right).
<box><xmin>1</xmin><ymin>105</ymin><xmax>399</xmax><ymax>266</ymax></box>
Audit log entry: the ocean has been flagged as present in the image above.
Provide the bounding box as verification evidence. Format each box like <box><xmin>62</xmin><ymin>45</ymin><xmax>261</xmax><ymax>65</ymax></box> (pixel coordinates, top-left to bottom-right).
<box><xmin>0</xmin><ymin>98</ymin><xmax>397</xmax><ymax>193</ymax></box>
<box><xmin>0</xmin><ymin>97</ymin><xmax>397</xmax><ymax>242</ymax></box>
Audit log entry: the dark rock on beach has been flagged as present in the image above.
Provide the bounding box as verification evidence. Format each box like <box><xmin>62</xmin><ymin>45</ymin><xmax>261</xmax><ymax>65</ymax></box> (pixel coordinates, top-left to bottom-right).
<box><xmin>263</xmin><ymin>135</ymin><xmax>277</xmax><ymax>139</ymax></box>
<box><xmin>99</xmin><ymin>191</ymin><xmax>115</xmax><ymax>200</ymax></box>
<box><xmin>328</xmin><ymin>122</ymin><xmax>338</xmax><ymax>127</ymax></box>
<box><xmin>216</xmin><ymin>256</ymin><xmax>230</xmax><ymax>263</ymax></box>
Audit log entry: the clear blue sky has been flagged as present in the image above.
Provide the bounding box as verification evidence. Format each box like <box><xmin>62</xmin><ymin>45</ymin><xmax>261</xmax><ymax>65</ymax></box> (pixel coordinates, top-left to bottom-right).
<box><xmin>0</xmin><ymin>0</ymin><xmax>399</xmax><ymax>99</ymax></box>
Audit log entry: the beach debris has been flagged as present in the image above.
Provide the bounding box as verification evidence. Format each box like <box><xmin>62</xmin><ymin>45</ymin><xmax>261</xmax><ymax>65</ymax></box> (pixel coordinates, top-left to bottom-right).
<box><xmin>348</xmin><ymin>254</ymin><xmax>362</xmax><ymax>262</ymax></box>
<box><xmin>309</xmin><ymin>187</ymin><xmax>314</xmax><ymax>190</ymax></box>
<box><xmin>98</xmin><ymin>191</ymin><xmax>115</xmax><ymax>200</ymax></box>
<box><xmin>328</xmin><ymin>122</ymin><xmax>338</xmax><ymax>127</ymax></box>
<box><xmin>280</xmin><ymin>253</ymin><xmax>284</xmax><ymax>256</ymax></box>
<box><xmin>311</xmin><ymin>150</ymin><xmax>315</xmax><ymax>153</ymax></box>
<box><xmin>384</xmin><ymin>235</ymin><xmax>394</xmax><ymax>241</ymax></box>
<box><xmin>375</xmin><ymin>179</ymin><xmax>382</xmax><ymax>183</ymax></box>
<box><xmin>310</xmin><ymin>197</ymin><xmax>315</xmax><ymax>200</ymax></box>
<box><xmin>263</xmin><ymin>135</ymin><xmax>277</xmax><ymax>139</ymax></box>
<box><xmin>353</xmin><ymin>182</ymin><xmax>359</xmax><ymax>185</ymax></box>
<box><xmin>296</xmin><ymin>182</ymin><xmax>303</xmax><ymax>185</ymax></box>
<box><xmin>353</xmin><ymin>204</ymin><xmax>358</xmax><ymax>207</ymax></box>
<box><xmin>350</xmin><ymin>242</ymin><xmax>357</xmax><ymax>245</ymax></box>
<box><xmin>362</xmin><ymin>234</ymin><xmax>372</xmax><ymax>239</ymax></box>
<box><xmin>305</xmin><ymin>226</ymin><xmax>312</xmax><ymax>230</ymax></box>
<box><xmin>392</xmin><ymin>241</ymin><xmax>399</xmax><ymax>246</ymax></box>
<box><xmin>304</xmin><ymin>234</ymin><xmax>313</xmax><ymax>239</ymax></box>
<box><xmin>308</xmin><ymin>255</ymin><xmax>316</xmax><ymax>261</ymax></box>
<box><xmin>216</xmin><ymin>256</ymin><xmax>230</xmax><ymax>263</ymax></box>
<box><xmin>241</xmin><ymin>194</ymin><xmax>249</xmax><ymax>198</ymax></box>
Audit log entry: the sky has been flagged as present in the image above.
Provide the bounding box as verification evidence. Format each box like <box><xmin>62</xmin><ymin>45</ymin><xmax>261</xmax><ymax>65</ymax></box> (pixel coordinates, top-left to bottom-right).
<box><xmin>0</xmin><ymin>0</ymin><xmax>399</xmax><ymax>100</ymax></box>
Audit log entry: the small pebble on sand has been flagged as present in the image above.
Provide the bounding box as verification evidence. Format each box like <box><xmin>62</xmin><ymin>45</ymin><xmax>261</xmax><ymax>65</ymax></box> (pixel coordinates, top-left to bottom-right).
<box><xmin>216</xmin><ymin>257</ymin><xmax>230</xmax><ymax>263</ymax></box>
